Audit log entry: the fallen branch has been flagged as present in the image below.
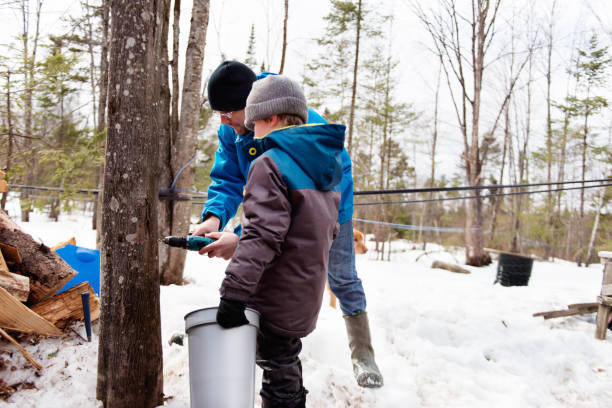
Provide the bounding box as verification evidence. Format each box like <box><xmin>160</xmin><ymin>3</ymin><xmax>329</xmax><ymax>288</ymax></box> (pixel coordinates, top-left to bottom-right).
<box><xmin>533</xmin><ymin>302</ymin><xmax>598</xmax><ymax>319</ymax></box>
<box><xmin>0</xmin><ymin>327</ymin><xmax>42</xmax><ymax>371</ymax></box>
<box><xmin>431</xmin><ymin>260</ymin><xmax>470</xmax><ymax>274</ymax></box>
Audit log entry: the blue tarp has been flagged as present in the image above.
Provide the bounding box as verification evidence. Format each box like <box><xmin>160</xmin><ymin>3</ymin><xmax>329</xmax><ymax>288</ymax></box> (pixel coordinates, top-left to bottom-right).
<box><xmin>55</xmin><ymin>244</ymin><xmax>100</xmax><ymax>295</ymax></box>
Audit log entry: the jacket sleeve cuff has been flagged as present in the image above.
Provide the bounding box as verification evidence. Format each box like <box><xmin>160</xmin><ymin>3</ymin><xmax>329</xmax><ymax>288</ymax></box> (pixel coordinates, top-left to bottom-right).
<box><xmin>219</xmin><ymin>286</ymin><xmax>250</xmax><ymax>303</ymax></box>
<box><xmin>202</xmin><ymin>211</ymin><xmax>225</xmax><ymax>231</ymax></box>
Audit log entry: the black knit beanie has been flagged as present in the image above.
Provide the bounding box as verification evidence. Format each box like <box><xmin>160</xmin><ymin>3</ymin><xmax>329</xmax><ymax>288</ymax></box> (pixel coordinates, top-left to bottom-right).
<box><xmin>207</xmin><ymin>61</ymin><xmax>257</xmax><ymax>112</ymax></box>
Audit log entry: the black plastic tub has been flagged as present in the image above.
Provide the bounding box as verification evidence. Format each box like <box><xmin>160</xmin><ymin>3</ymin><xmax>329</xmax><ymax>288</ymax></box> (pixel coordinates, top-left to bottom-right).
<box><xmin>494</xmin><ymin>252</ymin><xmax>534</xmax><ymax>286</ymax></box>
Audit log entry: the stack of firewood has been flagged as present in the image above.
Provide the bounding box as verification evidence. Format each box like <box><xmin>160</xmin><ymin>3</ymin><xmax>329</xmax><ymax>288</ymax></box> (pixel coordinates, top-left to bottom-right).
<box><xmin>0</xmin><ymin>200</ymin><xmax>100</xmax><ymax>371</ymax></box>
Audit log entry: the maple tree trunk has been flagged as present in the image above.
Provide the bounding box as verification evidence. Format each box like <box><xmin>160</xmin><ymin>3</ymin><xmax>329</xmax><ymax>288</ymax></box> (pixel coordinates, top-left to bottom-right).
<box><xmin>279</xmin><ymin>0</ymin><xmax>288</xmax><ymax>73</ymax></box>
<box><xmin>155</xmin><ymin>0</ymin><xmax>173</xmax><ymax>280</ymax></box>
<box><xmin>94</xmin><ymin>0</ymin><xmax>110</xmax><ymax>243</ymax></box>
<box><xmin>96</xmin><ymin>1</ymin><xmax>163</xmax><ymax>406</ymax></box>
<box><xmin>161</xmin><ymin>0</ymin><xmax>210</xmax><ymax>285</ymax></box>
<box><xmin>347</xmin><ymin>0</ymin><xmax>362</xmax><ymax>156</ymax></box>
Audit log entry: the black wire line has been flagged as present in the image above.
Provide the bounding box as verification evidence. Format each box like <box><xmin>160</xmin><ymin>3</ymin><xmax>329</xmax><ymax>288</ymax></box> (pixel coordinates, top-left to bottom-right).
<box><xmin>354</xmin><ymin>182</ymin><xmax>612</xmax><ymax>206</ymax></box>
<box><xmin>9</xmin><ymin>179</ymin><xmax>611</xmax><ymax>205</ymax></box>
<box><xmin>353</xmin><ymin>177</ymin><xmax>611</xmax><ymax>196</ymax></box>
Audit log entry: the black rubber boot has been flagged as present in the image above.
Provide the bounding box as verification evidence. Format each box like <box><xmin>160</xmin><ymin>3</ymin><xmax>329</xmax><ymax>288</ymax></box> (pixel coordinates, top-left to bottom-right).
<box><xmin>344</xmin><ymin>311</ymin><xmax>384</xmax><ymax>388</ymax></box>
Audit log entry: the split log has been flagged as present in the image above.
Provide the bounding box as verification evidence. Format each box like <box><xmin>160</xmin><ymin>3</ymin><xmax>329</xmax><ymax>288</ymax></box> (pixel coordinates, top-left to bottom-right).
<box><xmin>0</xmin><ymin>286</ymin><xmax>61</xmax><ymax>336</ymax></box>
<box><xmin>0</xmin><ymin>270</ymin><xmax>30</xmax><ymax>302</ymax></box>
<box><xmin>30</xmin><ymin>282</ymin><xmax>100</xmax><ymax>330</ymax></box>
<box><xmin>0</xmin><ymin>170</ymin><xmax>5</xmax><ymax>194</ymax></box>
<box><xmin>0</xmin><ymin>242</ymin><xmax>21</xmax><ymax>266</ymax></box>
<box><xmin>0</xmin><ymin>208</ymin><xmax>77</xmax><ymax>303</ymax></box>
<box><xmin>50</xmin><ymin>237</ymin><xmax>76</xmax><ymax>251</ymax></box>
<box><xmin>431</xmin><ymin>260</ymin><xmax>471</xmax><ymax>274</ymax></box>
<box><xmin>0</xmin><ymin>249</ymin><xmax>8</xmax><ymax>273</ymax></box>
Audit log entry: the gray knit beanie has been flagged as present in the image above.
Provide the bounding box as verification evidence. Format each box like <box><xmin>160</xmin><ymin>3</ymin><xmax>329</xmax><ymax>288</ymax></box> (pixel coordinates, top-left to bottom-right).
<box><xmin>244</xmin><ymin>75</ymin><xmax>308</xmax><ymax>130</ymax></box>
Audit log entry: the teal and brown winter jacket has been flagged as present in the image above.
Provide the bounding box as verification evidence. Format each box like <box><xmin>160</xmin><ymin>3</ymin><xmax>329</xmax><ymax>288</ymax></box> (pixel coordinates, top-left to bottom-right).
<box><xmin>220</xmin><ymin>123</ymin><xmax>345</xmax><ymax>338</ymax></box>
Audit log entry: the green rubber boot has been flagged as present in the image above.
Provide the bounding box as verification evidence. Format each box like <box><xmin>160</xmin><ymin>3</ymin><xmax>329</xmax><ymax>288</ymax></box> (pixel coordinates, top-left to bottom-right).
<box><xmin>344</xmin><ymin>311</ymin><xmax>384</xmax><ymax>388</ymax></box>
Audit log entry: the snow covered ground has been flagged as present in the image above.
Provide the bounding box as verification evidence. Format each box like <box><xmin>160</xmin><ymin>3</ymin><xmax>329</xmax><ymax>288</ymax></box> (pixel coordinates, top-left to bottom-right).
<box><xmin>2</xmin><ymin>206</ymin><xmax>612</xmax><ymax>407</ymax></box>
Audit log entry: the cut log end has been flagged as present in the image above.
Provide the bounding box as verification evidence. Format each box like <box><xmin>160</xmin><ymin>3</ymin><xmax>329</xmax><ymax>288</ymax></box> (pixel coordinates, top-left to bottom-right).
<box><xmin>0</xmin><ymin>208</ymin><xmax>77</xmax><ymax>303</ymax></box>
<box><xmin>30</xmin><ymin>282</ymin><xmax>100</xmax><ymax>330</ymax></box>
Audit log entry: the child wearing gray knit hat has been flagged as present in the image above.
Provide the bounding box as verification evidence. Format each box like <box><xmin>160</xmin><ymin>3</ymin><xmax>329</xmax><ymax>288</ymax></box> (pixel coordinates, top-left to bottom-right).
<box><xmin>244</xmin><ymin>75</ymin><xmax>309</xmax><ymax>131</ymax></box>
<box><xmin>217</xmin><ymin>72</ymin><xmax>346</xmax><ymax>408</ymax></box>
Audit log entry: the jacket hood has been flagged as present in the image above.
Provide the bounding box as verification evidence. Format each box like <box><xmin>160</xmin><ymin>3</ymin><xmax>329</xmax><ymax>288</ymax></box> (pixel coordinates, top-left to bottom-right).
<box><xmin>245</xmin><ymin>124</ymin><xmax>346</xmax><ymax>191</ymax></box>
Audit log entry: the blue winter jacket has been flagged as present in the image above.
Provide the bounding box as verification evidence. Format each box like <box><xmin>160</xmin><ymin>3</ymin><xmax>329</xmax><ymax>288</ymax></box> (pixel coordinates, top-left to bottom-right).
<box><xmin>202</xmin><ymin>74</ymin><xmax>353</xmax><ymax>230</ymax></box>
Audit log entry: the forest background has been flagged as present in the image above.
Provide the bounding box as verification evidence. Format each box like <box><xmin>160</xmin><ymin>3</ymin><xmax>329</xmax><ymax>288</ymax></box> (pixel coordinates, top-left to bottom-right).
<box><xmin>0</xmin><ymin>1</ymin><xmax>611</xmax><ymax>405</ymax></box>
<box><xmin>0</xmin><ymin>0</ymin><xmax>611</xmax><ymax>268</ymax></box>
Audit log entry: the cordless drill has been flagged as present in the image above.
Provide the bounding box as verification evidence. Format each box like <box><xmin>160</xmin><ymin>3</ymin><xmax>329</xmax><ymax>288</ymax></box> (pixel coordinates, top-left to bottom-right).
<box><xmin>162</xmin><ymin>235</ymin><xmax>215</xmax><ymax>251</ymax></box>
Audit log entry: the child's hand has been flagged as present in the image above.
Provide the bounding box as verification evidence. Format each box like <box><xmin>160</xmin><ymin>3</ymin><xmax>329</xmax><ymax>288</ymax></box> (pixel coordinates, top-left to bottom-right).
<box><xmin>198</xmin><ymin>231</ymin><xmax>239</xmax><ymax>259</ymax></box>
<box><xmin>216</xmin><ymin>297</ymin><xmax>249</xmax><ymax>328</ymax></box>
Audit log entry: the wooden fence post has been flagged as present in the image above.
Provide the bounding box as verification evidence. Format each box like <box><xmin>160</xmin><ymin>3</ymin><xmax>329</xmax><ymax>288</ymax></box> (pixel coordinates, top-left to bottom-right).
<box><xmin>595</xmin><ymin>251</ymin><xmax>612</xmax><ymax>340</ymax></box>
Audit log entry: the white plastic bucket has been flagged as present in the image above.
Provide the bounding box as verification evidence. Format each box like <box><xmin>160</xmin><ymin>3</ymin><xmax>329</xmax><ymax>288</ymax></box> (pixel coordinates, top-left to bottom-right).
<box><xmin>184</xmin><ymin>306</ymin><xmax>260</xmax><ymax>408</ymax></box>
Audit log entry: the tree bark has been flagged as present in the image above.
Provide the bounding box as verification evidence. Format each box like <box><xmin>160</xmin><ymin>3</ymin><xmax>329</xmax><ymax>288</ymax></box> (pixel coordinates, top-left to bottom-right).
<box><xmin>510</xmin><ymin>52</ymin><xmax>533</xmax><ymax>254</ymax></box>
<box><xmin>423</xmin><ymin>56</ymin><xmax>442</xmax><ymax>250</ymax></box>
<box><xmin>19</xmin><ymin>0</ymin><xmax>43</xmax><ymax>222</ymax></box>
<box><xmin>1</xmin><ymin>71</ymin><xmax>14</xmax><ymax>211</ymax></box>
<box><xmin>579</xmin><ymin>97</ymin><xmax>589</xmax><ymax>254</ymax></box>
<box><xmin>545</xmin><ymin>1</ymin><xmax>557</xmax><ymax>233</ymax></box>
<box><xmin>171</xmin><ymin>0</ymin><xmax>181</xmax><ymax>141</ymax></box>
<box><xmin>85</xmin><ymin>0</ymin><xmax>98</xmax><ymax>129</ymax></box>
<box><xmin>96</xmin><ymin>1</ymin><xmax>163</xmax><ymax>406</ymax></box>
<box><xmin>279</xmin><ymin>0</ymin><xmax>289</xmax><ymax>74</ymax></box>
<box><xmin>465</xmin><ymin>0</ymin><xmax>491</xmax><ymax>266</ymax></box>
<box><xmin>94</xmin><ymin>0</ymin><xmax>110</xmax><ymax>246</ymax></box>
<box><xmin>161</xmin><ymin>0</ymin><xmax>210</xmax><ymax>285</ymax></box>
<box><xmin>155</xmin><ymin>0</ymin><xmax>173</xmax><ymax>281</ymax></box>
<box><xmin>585</xmin><ymin>190</ymin><xmax>604</xmax><ymax>267</ymax></box>
<box><xmin>347</xmin><ymin>0</ymin><xmax>362</xmax><ymax>156</ymax></box>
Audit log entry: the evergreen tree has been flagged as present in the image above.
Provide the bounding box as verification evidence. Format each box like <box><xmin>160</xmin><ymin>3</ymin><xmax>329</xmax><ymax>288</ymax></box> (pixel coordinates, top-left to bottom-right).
<box><xmin>245</xmin><ymin>23</ymin><xmax>257</xmax><ymax>70</ymax></box>
<box><xmin>35</xmin><ymin>37</ymin><xmax>93</xmax><ymax>219</ymax></box>
<box><xmin>559</xmin><ymin>34</ymin><xmax>610</xmax><ymax>260</ymax></box>
<box><xmin>304</xmin><ymin>1</ymin><xmax>379</xmax><ymax>130</ymax></box>
<box><xmin>354</xmin><ymin>37</ymin><xmax>418</xmax><ymax>258</ymax></box>
<box><xmin>566</xmin><ymin>35</ymin><xmax>609</xmax><ymax>216</ymax></box>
